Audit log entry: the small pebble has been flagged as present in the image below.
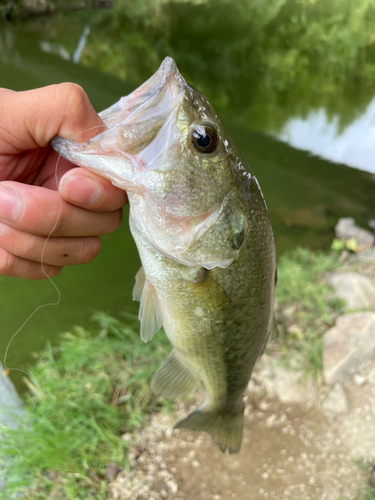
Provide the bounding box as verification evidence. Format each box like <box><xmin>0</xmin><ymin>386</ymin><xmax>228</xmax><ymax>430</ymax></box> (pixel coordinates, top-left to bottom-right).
<box><xmin>353</xmin><ymin>374</ymin><xmax>366</xmax><ymax>386</ymax></box>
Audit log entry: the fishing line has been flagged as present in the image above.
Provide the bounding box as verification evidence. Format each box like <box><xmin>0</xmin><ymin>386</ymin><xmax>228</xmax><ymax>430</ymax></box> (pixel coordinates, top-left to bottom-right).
<box><xmin>3</xmin><ymin>124</ymin><xmax>107</xmax><ymax>376</ymax></box>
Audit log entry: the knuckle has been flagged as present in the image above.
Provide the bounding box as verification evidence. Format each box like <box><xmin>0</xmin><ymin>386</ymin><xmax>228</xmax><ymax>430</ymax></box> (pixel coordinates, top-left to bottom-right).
<box><xmin>58</xmin><ymin>82</ymin><xmax>91</xmax><ymax>122</ymax></box>
<box><xmin>53</xmin><ymin>208</ymin><xmax>68</xmax><ymax>236</ymax></box>
<box><xmin>78</xmin><ymin>237</ymin><xmax>101</xmax><ymax>264</ymax></box>
<box><xmin>25</xmin><ymin>233</ymin><xmax>41</xmax><ymax>259</ymax></box>
<box><xmin>37</xmin><ymin>265</ymin><xmax>62</xmax><ymax>280</ymax></box>
<box><xmin>106</xmin><ymin>209</ymin><xmax>123</xmax><ymax>233</ymax></box>
<box><xmin>0</xmin><ymin>249</ymin><xmax>17</xmax><ymax>277</ymax></box>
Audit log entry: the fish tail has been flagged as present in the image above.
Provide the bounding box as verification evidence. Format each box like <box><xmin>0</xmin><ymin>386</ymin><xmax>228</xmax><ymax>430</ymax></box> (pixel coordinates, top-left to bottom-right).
<box><xmin>174</xmin><ymin>405</ymin><xmax>244</xmax><ymax>454</ymax></box>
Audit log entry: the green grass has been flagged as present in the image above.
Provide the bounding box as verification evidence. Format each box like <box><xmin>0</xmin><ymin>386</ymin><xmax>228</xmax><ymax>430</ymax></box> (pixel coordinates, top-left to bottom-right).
<box><xmin>352</xmin><ymin>462</ymin><xmax>375</xmax><ymax>500</ymax></box>
<box><xmin>0</xmin><ymin>312</ymin><xmax>171</xmax><ymax>499</ymax></box>
<box><xmin>363</xmin><ymin>485</ymin><xmax>375</xmax><ymax>500</ymax></box>
<box><xmin>275</xmin><ymin>247</ymin><xmax>345</xmax><ymax>377</ymax></box>
<box><xmin>0</xmin><ymin>248</ymin><xmax>352</xmax><ymax>497</ymax></box>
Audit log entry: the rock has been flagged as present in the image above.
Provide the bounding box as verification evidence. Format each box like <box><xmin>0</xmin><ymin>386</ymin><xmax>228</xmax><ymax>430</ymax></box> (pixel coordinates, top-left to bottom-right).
<box><xmin>322</xmin><ymin>384</ymin><xmax>348</xmax><ymax>412</ymax></box>
<box><xmin>355</xmin><ymin>248</ymin><xmax>375</xmax><ymax>262</ymax></box>
<box><xmin>0</xmin><ymin>364</ymin><xmax>24</xmax><ymax>489</ymax></box>
<box><xmin>0</xmin><ymin>364</ymin><xmax>23</xmax><ymax>429</ymax></box>
<box><xmin>326</xmin><ymin>272</ymin><xmax>375</xmax><ymax>310</ymax></box>
<box><xmin>335</xmin><ymin>218</ymin><xmax>374</xmax><ymax>252</ymax></box>
<box><xmin>286</xmin><ymin>324</ymin><xmax>301</xmax><ymax>335</ymax></box>
<box><xmin>253</xmin><ymin>358</ymin><xmax>318</xmax><ymax>404</ymax></box>
<box><xmin>281</xmin><ymin>304</ymin><xmax>297</xmax><ymax>321</ymax></box>
<box><xmin>353</xmin><ymin>374</ymin><xmax>366</xmax><ymax>386</ymax></box>
<box><xmin>323</xmin><ymin>312</ymin><xmax>375</xmax><ymax>384</ymax></box>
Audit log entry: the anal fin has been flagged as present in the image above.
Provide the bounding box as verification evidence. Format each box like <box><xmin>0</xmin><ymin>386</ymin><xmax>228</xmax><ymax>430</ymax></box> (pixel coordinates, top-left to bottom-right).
<box><xmin>151</xmin><ymin>349</ymin><xmax>200</xmax><ymax>398</ymax></box>
<box><xmin>139</xmin><ymin>281</ymin><xmax>163</xmax><ymax>342</ymax></box>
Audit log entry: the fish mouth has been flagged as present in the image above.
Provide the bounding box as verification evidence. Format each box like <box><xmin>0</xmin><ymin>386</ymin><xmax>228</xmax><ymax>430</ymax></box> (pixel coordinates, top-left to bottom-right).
<box><xmin>99</xmin><ymin>57</ymin><xmax>186</xmax><ymax>131</ymax></box>
<box><xmin>51</xmin><ymin>57</ymin><xmax>187</xmax><ymax>188</ymax></box>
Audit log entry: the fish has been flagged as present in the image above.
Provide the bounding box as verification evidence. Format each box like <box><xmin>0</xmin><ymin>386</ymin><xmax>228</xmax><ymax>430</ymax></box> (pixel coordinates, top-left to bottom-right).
<box><xmin>51</xmin><ymin>57</ymin><xmax>276</xmax><ymax>454</ymax></box>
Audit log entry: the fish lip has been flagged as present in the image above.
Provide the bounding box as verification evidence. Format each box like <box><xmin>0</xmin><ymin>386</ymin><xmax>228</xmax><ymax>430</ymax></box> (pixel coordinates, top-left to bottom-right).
<box><xmin>125</xmin><ymin>58</ymin><xmax>185</xmax><ymax>124</ymax></box>
<box><xmin>100</xmin><ymin>57</ymin><xmax>186</xmax><ymax>130</ymax></box>
<box><xmin>129</xmin><ymin>57</ymin><xmax>183</xmax><ymax>107</ymax></box>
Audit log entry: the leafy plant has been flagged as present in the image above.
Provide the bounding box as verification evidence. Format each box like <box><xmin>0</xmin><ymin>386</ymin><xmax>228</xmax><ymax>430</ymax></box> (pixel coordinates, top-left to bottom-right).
<box><xmin>0</xmin><ymin>313</ymin><xmax>170</xmax><ymax>499</ymax></box>
<box><xmin>332</xmin><ymin>237</ymin><xmax>358</xmax><ymax>252</ymax></box>
<box><xmin>275</xmin><ymin>247</ymin><xmax>344</xmax><ymax>376</ymax></box>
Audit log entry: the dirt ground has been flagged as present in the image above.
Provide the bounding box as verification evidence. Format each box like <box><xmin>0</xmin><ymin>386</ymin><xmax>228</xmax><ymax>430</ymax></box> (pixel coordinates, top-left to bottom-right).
<box><xmin>110</xmin><ymin>359</ymin><xmax>375</xmax><ymax>500</ymax></box>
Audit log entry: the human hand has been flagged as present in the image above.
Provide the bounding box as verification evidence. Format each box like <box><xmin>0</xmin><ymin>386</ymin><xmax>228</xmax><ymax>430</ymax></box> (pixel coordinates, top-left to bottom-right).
<box><xmin>0</xmin><ymin>84</ymin><xmax>128</xmax><ymax>279</ymax></box>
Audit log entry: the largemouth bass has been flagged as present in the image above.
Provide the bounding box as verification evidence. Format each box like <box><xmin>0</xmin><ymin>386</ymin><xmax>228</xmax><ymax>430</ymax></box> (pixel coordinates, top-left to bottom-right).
<box><xmin>51</xmin><ymin>57</ymin><xmax>276</xmax><ymax>454</ymax></box>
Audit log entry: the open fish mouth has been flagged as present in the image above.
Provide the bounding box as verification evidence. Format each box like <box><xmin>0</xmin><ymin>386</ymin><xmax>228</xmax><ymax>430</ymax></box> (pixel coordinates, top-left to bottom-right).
<box><xmin>51</xmin><ymin>57</ymin><xmax>187</xmax><ymax>188</ymax></box>
<box><xmin>99</xmin><ymin>57</ymin><xmax>186</xmax><ymax>134</ymax></box>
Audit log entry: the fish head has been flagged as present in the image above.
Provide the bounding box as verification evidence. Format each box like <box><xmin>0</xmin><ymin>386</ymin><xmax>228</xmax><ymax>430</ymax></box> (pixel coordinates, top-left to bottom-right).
<box><xmin>51</xmin><ymin>57</ymin><xmax>249</xmax><ymax>269</ymax></box>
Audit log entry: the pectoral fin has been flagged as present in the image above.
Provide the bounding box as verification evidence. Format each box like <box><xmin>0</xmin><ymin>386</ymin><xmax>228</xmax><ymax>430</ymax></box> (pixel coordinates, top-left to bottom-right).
<box><xmin>151</xmin><ymin>349</ymin><xmax>200</xmax><ymax>398</ymax></box>
<box><xmin>133</xmin><ymin>266</ymin><xmax>146</xmax><ymax>301</ymax></box>
<box><xmin>139</xmin><ymin>281</ymin><xmax>163</xmax><ymax>342</ymax></box>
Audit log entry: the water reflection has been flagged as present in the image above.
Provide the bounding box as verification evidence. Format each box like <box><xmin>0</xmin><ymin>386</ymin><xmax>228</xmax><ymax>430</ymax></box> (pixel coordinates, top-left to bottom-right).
<box><xmin>72</xmin><ymin>24</ymin><xmax>90</xmax><ymax>63</ymax></box>
<box><xmin>40</xmin><ymin>40</ymin><xmax>70</xmax><ymax>60</ymax></box>
<box><xmin>279</xmin><ymin>98</ymin><xmax>375</xmax><ymax>174</ymax></box>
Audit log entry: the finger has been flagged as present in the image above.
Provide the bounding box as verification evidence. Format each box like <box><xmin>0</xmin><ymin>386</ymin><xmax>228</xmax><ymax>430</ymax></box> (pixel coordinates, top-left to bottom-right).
<box><xmin>32</xmin><ymin>151</ymin><xmax>80</xmax><ymax>190</ymax></box>
<box><xmin>0</xmin><ymin>182</ymin><xmax>123</xmax><ymax>237</ymax></box>
<box><xmin>0</xmin><ymin>222</ymin><xmax>101</xmax><ymax>266</ymax></box>
<box><xmin>59</xmin><ymin>168</ymin><xmax>128</xmax><ymax>212</ymax></box>
<box><xmin>0</xmin><ymin>84</ymin><xmax>106</xmax><ymax>155</ymax></box>
<box><xmin>0</xmin><ymin>246</ymin><xmax>62</xmax><ymax>280</ymax></box>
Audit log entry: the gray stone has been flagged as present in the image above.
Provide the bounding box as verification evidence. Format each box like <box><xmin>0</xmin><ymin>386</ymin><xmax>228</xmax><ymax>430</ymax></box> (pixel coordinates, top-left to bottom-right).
<box><xmin>323</xmin><ymin>312</ymin><xmax>375</xmax><ymax>384</ymax></box>
<box><xmin>322</xmin><ymin>384</ymin><xmax>348</xmax><ymax>412</ymax></box>
<box><xmin>281</xmin><ymin>304</ymin><xmax>297</xmax><ymax>321</ymax></box>
<box><xmin>355</xmin><ymin>248</ymin><xmax>375</xmax><ymax>262</ymax></box>
<box><xmin>254</xmin><ymin>358</ymin><xmax>318</xmax><ymax>404</ymax></box>
<box><xmin>0</xmin><ymin>364</ymin><xmax>24</xmax><ymax>489</ymax></box>
<box><xmin>0</xmin><ymin>364</ymin><xmax>23</xmax><ymax>429</ymax></box>
<box><xmin>353</xmin><ymin>374</ymin><xmax>367</xmax><ymax>386</ymax></box>
<box><xmin>326</xmin><ymin>272</ymin><xmax>375</xmax><ymax>311</ymax></box>
<box><xmin>335</xmin><ymin>218</ymin><xmax>374</xmax><ymax>252</ymax></box>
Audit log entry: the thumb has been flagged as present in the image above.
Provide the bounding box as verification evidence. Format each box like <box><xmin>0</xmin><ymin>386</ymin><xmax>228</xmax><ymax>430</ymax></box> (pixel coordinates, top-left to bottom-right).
<box><xmin>0</xmin><ymin>84</ymin><xmax>106</xmax><ymax>154</ymax></box>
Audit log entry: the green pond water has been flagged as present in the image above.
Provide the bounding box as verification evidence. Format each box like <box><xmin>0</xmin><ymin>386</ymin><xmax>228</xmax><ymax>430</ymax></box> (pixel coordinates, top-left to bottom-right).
<box><xmin>1</xmin><ymin>0</ymin><xmax>375</xmax><ymax>383</ymax></box>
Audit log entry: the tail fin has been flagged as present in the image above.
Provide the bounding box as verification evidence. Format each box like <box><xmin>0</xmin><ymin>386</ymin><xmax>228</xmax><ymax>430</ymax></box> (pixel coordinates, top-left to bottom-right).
<box><xmin>174</xmin><ymin>407</ymin><xmax>244</xmax><ymax>454</ymax></box>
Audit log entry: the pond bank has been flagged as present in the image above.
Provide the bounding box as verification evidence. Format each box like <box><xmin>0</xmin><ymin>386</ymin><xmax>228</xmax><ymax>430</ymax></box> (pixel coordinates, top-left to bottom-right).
<box><xmin>1</xmin><ymin>241</ymin><xmax>375</xmax><ymax>499</ymax></box>
<box><xmin>109</xmin><ymin>242</ymin><xmax>375</xmax><ymax>500</ymax></box>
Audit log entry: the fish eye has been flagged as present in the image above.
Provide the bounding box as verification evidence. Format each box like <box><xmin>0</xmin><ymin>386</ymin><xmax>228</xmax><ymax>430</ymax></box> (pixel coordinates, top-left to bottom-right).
<box><xmin>191</xmin><ymin>125</ymin><xmax>218</xmax><ymax>154</ymax></box>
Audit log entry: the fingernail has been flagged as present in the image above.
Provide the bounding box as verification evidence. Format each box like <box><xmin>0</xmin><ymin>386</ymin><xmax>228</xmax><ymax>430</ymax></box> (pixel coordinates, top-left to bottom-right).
<box><xmin>0</xmin><ymin>186</ymin><xmax>23</xmax><ymax>222</ymax></box>
<box><xmin>61</xmin><ymin>175</ymin><xmax>103</xmax><ymax>206</ymax></box>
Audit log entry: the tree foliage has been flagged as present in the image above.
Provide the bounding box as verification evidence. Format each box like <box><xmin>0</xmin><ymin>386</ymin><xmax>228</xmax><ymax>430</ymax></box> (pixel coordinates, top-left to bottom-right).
<box><xmin>80</xmin><ymin>0</ymin><xmax>375</xmax><ymax>133</ymax></box>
